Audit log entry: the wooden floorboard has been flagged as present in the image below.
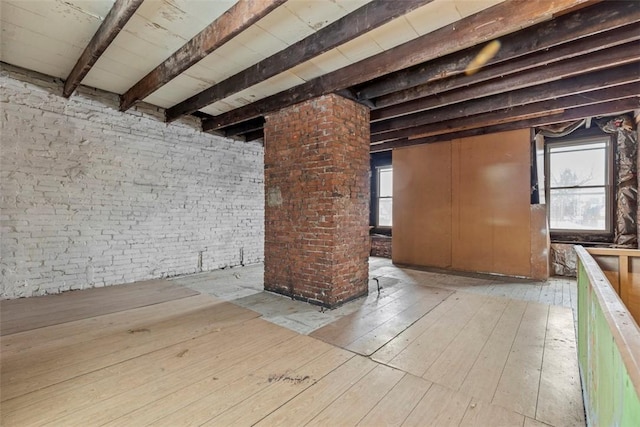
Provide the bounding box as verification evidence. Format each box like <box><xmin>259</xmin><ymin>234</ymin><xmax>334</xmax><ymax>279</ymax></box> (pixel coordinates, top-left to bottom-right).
<box><xmin>492</xmin><ymin>302</ymin><xmax>549</xmax><ymax>418</ymax></box>
<box><xmin>380</xmin><ymin>292</ymin><xmax>489</xmax><ymax>377</ymax></box>
<box><xmin>458</xmin><ymin>299</ymin><xmax>527</xmax><ymax>400</ymax></box>
<box><xmin>61</xmin><ymin>334</ymin><xmax>324</xmax><ymax>426</ymax></box>
<box><xmin>1</xmin><ymin>294</ymin><xmax>217</xmax><ymax>358</ymax></box>
<box><xmin>305</xmin><ymin>364</ymin><xmax>405</xmax><ymax>426</ymax></box>
<box><xmin>1</xmin><ymin>300</ymin><xmax>259</xmax><ymax>402</ymax></box>
<box><xmin>460</xmin><ymin>398</ymin><xmax>526</xmax><ymax>426</ymax></box>
<box><xmin>0</xmin><ymin>274</ymin><xmax>585</xmax><ymax>427</ymax></box>
<box><xmin>423</xmin><ymin>296</ymin><xmax>509</xmax><ymax>390</ymax></box>
<box><xmin>535</xmin><ymin>305</ymin><xmax>585</xmax><ymax>427</ymax></box>
<box><xmin>200</xmin><ymin>347</ymin><xmax>354</xmax><ymax>426</ymax></box>
<box><xmin>356</xmin><ymin>373</ymin><xmax>432</xmax><ymax>426</ymax></box>
<box><xmin>403</xmin><ymin>382</ymin><xmax>473</xmax><ymax>426</ymax></box>
<box><xmin>309</xmin><ymin>285</ymin><xmax>452</xmax><ymax>356</ymax></box>
<box><xmin>254</xmin><ymin>355</ymin><xmax>378</xmax><ymax>426</ymax></box>
<box><xmin>0</xmin><ymin>279</ymin><xmax>198</xmax><ymax>335</ymax></box>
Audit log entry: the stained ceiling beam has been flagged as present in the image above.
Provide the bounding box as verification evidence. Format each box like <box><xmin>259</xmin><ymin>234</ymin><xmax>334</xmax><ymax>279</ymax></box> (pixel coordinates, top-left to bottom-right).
<box><xmin>244</xmin><ymin>130</ymin><xmax>265</xmax><ymax>142</ymax></box>
<box><xmin>371</xmin><ymin>41</ymin><xmax>640</xmax><ymax>126</ymax></box>
<box><xmin>204</xmin><ymin>0</ymin><xmax>595</xmax><ymax>131</ymax></box>
<box><xmin>371</xmin><ymin>84</ymin><xmax>638</xmax><ymax>143</ymax></box>
<box><xmin>371</xmin><ymin>61</ymin><xmax>640</xmax><ymax>135</ymax></box>
<box><xmin>119</xmin><ymin>0</ymin><xmax>287</xmax><ymax>111</ymax></box>
<box><xmin>216</xmin><ymin>117</ymin><xmax>265</xmax><ymax>136</ymax></box>
<box><xmin>165</xmin><ymin>0</ymin><xmax>433</xmax><ymax>122</ymax></box>
<box><xmin>372</xmin><ymin>21</ymin><xmax>640</xmax><ymax>116</ymax></box>
<box><xmin>370</xmin><ymin>98</ymin><xmax>640</xmax><ymax>152</ymax></box>
<box><xmin>63</xmin><ymin>0</ymin><xmax>144</xmax><ymax>98</ymax></box>
<box><xmin>357</xmin><ymin>0</ymin><xmax>639</xmax><ymax>101</ymax></box>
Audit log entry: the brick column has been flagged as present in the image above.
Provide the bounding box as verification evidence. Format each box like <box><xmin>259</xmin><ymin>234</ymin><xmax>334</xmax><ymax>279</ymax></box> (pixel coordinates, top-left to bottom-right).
<box><xmin>264</xmin><ymin>94</ymin><xmax>370</xmax><ymax>308</ymax></box>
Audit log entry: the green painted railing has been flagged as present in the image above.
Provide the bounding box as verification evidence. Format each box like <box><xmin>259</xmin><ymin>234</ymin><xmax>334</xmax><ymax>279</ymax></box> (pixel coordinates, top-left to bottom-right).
<box><xmin>576</xmin><ymin>246</ymin><xmax>640</xmax><ymax>426</ymax></box>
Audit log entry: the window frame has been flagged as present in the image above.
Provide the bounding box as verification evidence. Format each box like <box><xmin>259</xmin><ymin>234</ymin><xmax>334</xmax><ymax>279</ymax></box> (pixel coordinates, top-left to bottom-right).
<box><xmin>376</xmin><ymin>165</ymin><xmax>393</xmax><ymax>229</ymax></box>
<box><xmin>370</xmin><ymin>152</ymin><xmax>392</xmax><ymax>234</ymax></box>
<box><xmin>544</xmin><ymin>132</ymin><xmax>614</xmax><ymax>238</ymax></box>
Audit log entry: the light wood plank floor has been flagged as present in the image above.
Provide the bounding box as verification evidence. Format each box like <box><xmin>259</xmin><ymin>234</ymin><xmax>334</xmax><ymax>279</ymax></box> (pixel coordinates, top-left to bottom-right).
<box><xmin>1</xmin><ymin>270</ymin><xmax>585</xmax><ymax>426</ymax></box>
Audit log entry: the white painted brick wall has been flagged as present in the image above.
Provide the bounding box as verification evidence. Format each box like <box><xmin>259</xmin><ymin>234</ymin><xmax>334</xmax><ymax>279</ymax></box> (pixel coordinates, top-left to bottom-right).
<box><xmin>0</xmin><ymin>63</ymin><xmax>265</xmax><ymax>299</ymax></box>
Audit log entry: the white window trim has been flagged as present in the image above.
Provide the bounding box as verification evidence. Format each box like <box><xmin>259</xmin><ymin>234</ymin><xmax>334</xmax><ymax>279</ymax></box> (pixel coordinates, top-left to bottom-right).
<box><xmin>545</xmin><ymin>134</ymin><xmax>614</xmax><ymax>235</ymax></box>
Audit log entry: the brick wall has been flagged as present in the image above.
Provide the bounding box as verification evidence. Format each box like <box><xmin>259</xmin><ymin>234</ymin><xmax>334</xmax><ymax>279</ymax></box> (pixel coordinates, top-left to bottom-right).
<box><xmin>0</xmin><ymin>64</ymin><xmax>264</xmax><ymax>299</ymax></box>
<box><xmin>370</xmin><ymin>235</ymin><xmax>392</xmax><ymax>258</ymax></box>
<box><xmin>264</xmin><ymin>94</ymin><xmax>370</xmax><ymax>308</ymax></box>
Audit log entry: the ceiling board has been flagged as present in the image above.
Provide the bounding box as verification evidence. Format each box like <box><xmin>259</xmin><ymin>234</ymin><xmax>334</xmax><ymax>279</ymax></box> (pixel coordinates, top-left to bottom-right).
<box><xmin>404</xmin><ymin>1</ymin><xmax>462</xmax><ymax>35</ymax></box>
<box><xmin>367</xmin><ymin>16</ymin><xmax>419</xmax><ymax>50</ymax></box>
<box><xmin>2</xmin><ymin>0</ymin><xmax>610</xmax><ymax>148</ymax></box>
<box><xmin>337</xmin><ymin>33</ymin><xmax>384</xmax><ymax>63</ymax></box>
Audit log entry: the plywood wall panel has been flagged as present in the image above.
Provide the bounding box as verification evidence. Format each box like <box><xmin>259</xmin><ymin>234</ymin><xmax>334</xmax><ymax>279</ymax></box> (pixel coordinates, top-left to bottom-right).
<box><xmin>392</xmin><ymin>142</ymin><xmax>452</xmax><ymax>268</ymax></box>
<box><xmin>392</xmin><ymin>129</ymin><xmax>542</xmax><ymax>278</ymax></box>
<box><xmin>531</xmin><ymin>204</ymin><xmax>550</xmax><ymax>280</ymax></box>
<box><xmin>451</xmin><ymin>131</ymin><xmax>532</xmax><ymax>276</ymax></box>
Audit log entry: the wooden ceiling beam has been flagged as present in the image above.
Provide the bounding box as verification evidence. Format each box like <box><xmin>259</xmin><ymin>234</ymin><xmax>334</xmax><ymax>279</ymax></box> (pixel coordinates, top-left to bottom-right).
<box><xmin>63</xmin><ymin>0</ymin><xmax>144</xmax><ymax>98</ymax></box>
<box><xmin>119</xmin><ymin>0</ymin><xmax>286</xmax><ymax>111</ymax></box>
<box><xmin>371</xmin><ymin>40</ymin><xmax>640</xmax><ymax>125</ymax></box>
<box><xmin>203</xmin><ymin>0</ymin><xmax>594</xmax><ymax>130</ymax></box>
<box><xmin>165</xmin><ymin>0</ymin><xmax>433</xmax><ymax>122</ymax></box>
<box><xmin>370</xmin><ymin>98</ymin><xmax>640</xmax><ymax>153</ymax></box>
<box><xmin>371</xmin><ymin>25</ymin><xmax>640</xmax><ymax>121</ymax></box>
<box><xmin>357</xmin><ymin>1</ymin><xmax>639</xmax><ymax>101</ymax></box>
<box><xmin>371</xmin><ymin>62</ymin><xmax>640</xmax><ymax>135</ymax></box>
<box><xmin>216</xmin><ymin>117</ymin><xmax>265</xmax><ymax>136</ymax></box>
<box><xmin>243</xmin><ymin>130</ymin><xmax>265</xmax><ymax>142</ymax></box>
<box><xmin>371</xmin><ymin>84</ymin><xmax>638</xmax><ymax>143</ymax></box>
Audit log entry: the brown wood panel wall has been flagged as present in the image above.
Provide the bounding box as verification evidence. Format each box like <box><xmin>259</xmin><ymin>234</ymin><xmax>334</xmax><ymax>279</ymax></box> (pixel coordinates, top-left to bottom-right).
<box><xmin>392</xmin><ymin>142</ymin><xmax>452</xmax><ymax>268</ymax></box>
<box><xmin>392</xmin><ymin>129</ymin><xmax>542</xmax><ymax>278</ymax></box>
<box><xmin>451</xmin><ymin>131</ymin><xmax>532</xmax><ymax>276</ymax></box>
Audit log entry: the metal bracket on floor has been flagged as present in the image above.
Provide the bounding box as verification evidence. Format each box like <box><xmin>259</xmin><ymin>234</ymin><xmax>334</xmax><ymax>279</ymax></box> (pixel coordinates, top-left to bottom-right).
<box><xmin>372</xmin><ymin>277</ymin><xmax>381</xmax><ymax>295</ymax></box>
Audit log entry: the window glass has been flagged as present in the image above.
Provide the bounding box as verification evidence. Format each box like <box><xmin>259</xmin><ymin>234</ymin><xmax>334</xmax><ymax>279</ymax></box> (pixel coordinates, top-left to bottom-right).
<box><xmin>378</xmin><ymin>198</ymin><xmax>392</xmax><ymax>227</ymax></box>
<box><xmin>547</xmin><ymin>136</ymin><xmax>611</xmax><ymax>233</ymax></box>
<box><xmin>379</xmin><ymin>168</ymin><xmax>393</xmax><ymax>197</ymax></box>
<box><xmin>549</xmin><ymin>145</ymin><xmax>606</xmax><ymax>186</ymax></box>
<box><xmin>549</xmin><ymin>187</ymin><xmax>606</xmax><ymax>231</ymax></box>
<box><xmin>377</xmin><ymin>167</ymin><xmax>392</xmax><ymax>227</ymax></box>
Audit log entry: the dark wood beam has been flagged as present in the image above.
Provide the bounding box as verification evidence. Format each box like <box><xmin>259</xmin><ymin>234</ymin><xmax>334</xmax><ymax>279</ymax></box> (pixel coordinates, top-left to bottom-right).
<box><xmin>335</xmin><ymin>89</ymin><xmax>376</xmax><ymax>109</ymax></box>
<box><xmin>357</xmin><ymin>1</ymin><xmax>639</xmax><ymax>101</ymax></box>
<box><xmin>63</xmin><ymin>0</ymin><xmax>144</xmax><ymax>98</ymax></box>
<box><xmin>204</xmin><ymin>0</ymin><xmax>594</xmax><ymax>130</ymax></box>
<box><xmin>371</xmin><ymin>41</ymin><xmax>640</xmax><ymax>124</ymax></box>
<box><xmin>214</xmin><ymin>117</ymin><xmax>265</xmax><ymax>136</ymax></box>
<box><xmin>244</xmin><ymin>130</ymin><xmax>264</xmax><ymax>142</ymax></box>
<box><xmin>164</xmin><ymin>0</ymin><xmax>432</xmax><ymax>122</ymax></box>
<box><xmin>371</xmin><ymin>62</ymin><xmax>640</xmax><ymax>135</ymax></box>
<box><xmin>373</xmin><ymin>22</ymin><xmax>640</xmax><ymax>115</ymax></box>
<box><xmin>119</xmin><ymin>0</ymin><xmax>286</xmax><ymax>111</ymax></box>
<box><xmin>371</xmin><ymin>84</ymin><xmax>638</xmax><ymax>143</ymax></box>
<box><xmin>370</xmin><ymin>98</ymin><xmax>640</xmax><ymax>152</ymax></box>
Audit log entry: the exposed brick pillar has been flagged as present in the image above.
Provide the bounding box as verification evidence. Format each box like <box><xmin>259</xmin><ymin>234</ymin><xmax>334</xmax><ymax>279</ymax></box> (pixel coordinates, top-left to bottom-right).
<box><xmin>264</xmin><ymin>94</ymin><xmax>370</xmax><ymax>308</ymax></box>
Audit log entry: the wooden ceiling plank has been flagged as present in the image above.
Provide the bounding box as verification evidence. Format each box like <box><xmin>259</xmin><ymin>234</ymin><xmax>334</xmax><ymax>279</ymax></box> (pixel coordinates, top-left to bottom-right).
<box><xmin>243</xmin><ymin>130</ymin><xmax>265</xmax><ymax>142</ymax></box>
<box><xmin>118</xmin><ymin>0</ymin><xmax>287</xmax><ymax>111</ymax></box>
<box><xmin>373</xmin><ymin>21</ymin><xmax>640</xmax><ymax>114</ymax></box>
<box><xmin>371</xmin><ymin>40</ymin><xmax>640</xmax><ymax>124</ymax></box>
<box><xmin>204</xmin><ymin>0</ymin><xmax>595</xmax><ymax>130</ymax></box>
<box><xmin>370</xmin><ymin>98</ymin><xmax>640</xmax><ymax>152</ymax></box>
<box><xmin>165</xmin><ymin>0</ymin><xmax>433</xmax><ymax>122</ymax></box>
<box><xmin>62</xmin><ymin>0</ymin><xmax>144</xmax><ymax>98</ymax></box>
<box><xmin>371</xmin><ymin>84</ymin><xmax>638</xmax><ymax>143</ymax></box>
<box><xmin>371</xmin><ymin>62</ymin><xmax>640</xmax><ymax>135</ymax></box>
<box><xmin>358</xmin><ymin>0</ymin><xmax>639</xmax><ymax>101</ymax></box>
<box><xmin>217</xmin><ymin>117</ymin><xmax>265</xmax><ymax>136</ymax></box>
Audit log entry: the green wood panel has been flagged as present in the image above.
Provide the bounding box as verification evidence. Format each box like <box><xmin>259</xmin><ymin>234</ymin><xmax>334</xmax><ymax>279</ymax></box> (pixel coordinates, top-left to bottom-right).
<box><xmin>577</xmin><ymin>257</ymin><xmax>640</xmax><ymax>426</ymax></box>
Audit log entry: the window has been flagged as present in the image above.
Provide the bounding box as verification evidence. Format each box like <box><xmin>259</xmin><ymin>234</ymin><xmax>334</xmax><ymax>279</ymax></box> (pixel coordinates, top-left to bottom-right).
<box><xmin>377</xmin><ymin>166</ymin><xmax>393</xmax><ymax>227</ymax></box>
<box><xmin>545</xmin><ymin>135</ymin><xmax>613</xmax><ymax>234</ymax></box>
